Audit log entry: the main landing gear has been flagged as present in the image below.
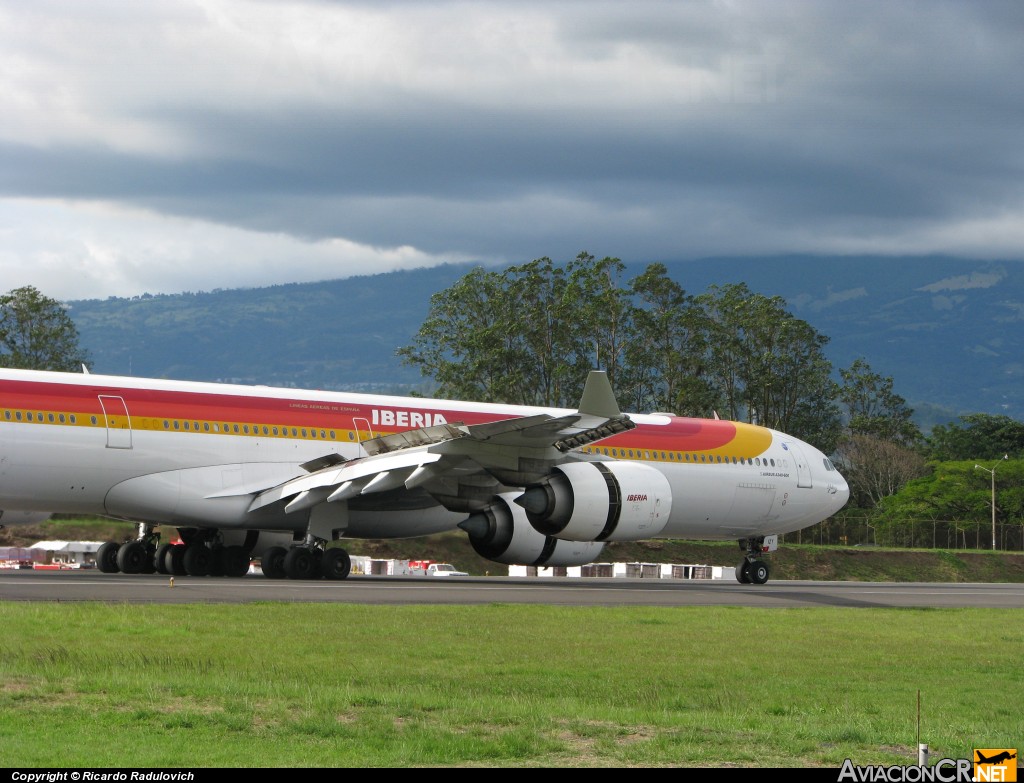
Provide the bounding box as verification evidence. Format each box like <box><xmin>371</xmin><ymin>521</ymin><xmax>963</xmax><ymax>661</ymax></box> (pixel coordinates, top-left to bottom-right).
<box><xmin>95</xmin><ymin>525</ymin><xmax>253</xmax><ymax>579</ymax></box>
<box><xmin>260</xmin><ymin>534</ymin><xmax>352</xmax><ymax>581</ymax></box>
<box><xmin>94</xmin><ymin>526</ymin><xmax>353</xmax><ymax>580</ymax></box>
<box><xmin>736</xmin><ymin>536</ymin><xmax>771</xmax><ymax>585</ymax></box>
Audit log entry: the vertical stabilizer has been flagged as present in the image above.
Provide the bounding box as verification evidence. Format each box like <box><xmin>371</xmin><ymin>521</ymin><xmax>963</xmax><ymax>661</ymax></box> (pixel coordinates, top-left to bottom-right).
<box><xmin>578</xmin><ymin>371</ymin><xmax>621</xmax><ymax>419</ymax></box>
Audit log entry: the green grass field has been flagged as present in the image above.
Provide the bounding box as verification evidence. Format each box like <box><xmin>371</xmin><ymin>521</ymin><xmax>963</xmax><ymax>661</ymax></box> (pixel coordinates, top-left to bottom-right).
<box><xmin>0</xmin><ymin>602</ymin><xmax>1020</xmax><ymax>768</ymax></box>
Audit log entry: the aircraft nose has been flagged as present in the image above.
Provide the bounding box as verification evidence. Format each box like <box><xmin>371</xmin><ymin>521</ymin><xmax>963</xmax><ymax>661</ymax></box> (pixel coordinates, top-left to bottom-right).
<box><xmin>830</xmin><ymin>469</ymin><xmax>851</xmax><ymax>513</ymax></box>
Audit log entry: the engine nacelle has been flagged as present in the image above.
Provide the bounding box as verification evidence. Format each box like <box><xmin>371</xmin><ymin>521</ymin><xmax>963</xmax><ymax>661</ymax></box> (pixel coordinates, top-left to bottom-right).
<box><xmin>516</xmin><ymin>461</ymin><xmax>672</xmax><ymax>542</ymax></box>
<box><xmin>458</xmin><ymin>493</ymin><xmax>605</xmax><ymax>566</ymax></box>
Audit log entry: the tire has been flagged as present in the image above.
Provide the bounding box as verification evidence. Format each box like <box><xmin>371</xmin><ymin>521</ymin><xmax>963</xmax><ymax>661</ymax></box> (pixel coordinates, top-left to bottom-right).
<box><xmin>260</xmin><ymin>546</ymin><xmax>288</xmax><ymax>579</ymax></box>
<box><xmin>736</xmin><ymin>559</ymin><xmax>751</xmax><ymax>584</ymax></box>
<box><xmin>321</xmin><ymin>548</ymin><xmax>351</xmax><ymax>580</ymax></box>
<box><xmin>283</xmin><ymin>547</ymin><xmax>318</xmax><ymax>580</ymax></box>
<box><xmin>165</xmin><ymin>545</ymin><xmax>188</xmax><ymax>576</ymax></box>
<box><xmin>749</xmin><ymin>561</ymin><xmax>770</xmax><ymax>585</ymax></box>
<box><xmin>207</xmin><ymin>548</ymin><xmax>225</xmax><ymax>577</ymax></box>
<box><xmin>139</xmin><ymin>548</ymin><xmax>158</xmax><ymax>574</ymax></box>
<box><xmin>154</xmin><ymin>543</ymin><xmax>174</xmax><ymax>574</ymax></box>
<box><xmin>220</xmin><ymin>545</ymin><xmax>250</xmax><ymax>578</ymax></box>
<box><xmin>117</xmin><ymin>541</ymin><xmax>147</xmax><ymax>574</ymax></box>
<box><xmin>183</xmin><ymin>545</ymin><xmax>213</xmax><ymax>577</ymax></box>
<box><xmin>96</xmin><ymin>541</ymin><xmax>121</xmax><ymax>573</ymax></box>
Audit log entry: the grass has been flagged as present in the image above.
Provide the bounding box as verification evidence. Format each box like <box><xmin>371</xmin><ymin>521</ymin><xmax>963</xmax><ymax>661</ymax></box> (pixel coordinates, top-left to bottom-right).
<box><xmin>0</xmin><ymin>603</ymin><xmax>1021</xmax><ymax>767</ymax></box>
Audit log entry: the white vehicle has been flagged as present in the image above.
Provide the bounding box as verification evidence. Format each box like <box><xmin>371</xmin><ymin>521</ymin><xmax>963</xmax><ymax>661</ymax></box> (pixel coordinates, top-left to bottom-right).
<box><xmin>426</xmin><ymin>563</ymin><xmax>468</xmax><ymax>577</ymax></box>
<box><xmin>0</xmin><ymin>368</ymin><xmax>849</xmax><ymax>585</ymax></box>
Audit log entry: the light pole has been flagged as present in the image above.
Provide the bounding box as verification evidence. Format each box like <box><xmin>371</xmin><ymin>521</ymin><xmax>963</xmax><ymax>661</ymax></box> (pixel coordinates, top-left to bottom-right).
<box><xmin>974</xmin><ymin>456</ymin><xmax>1008</xmax><ymax>551</ymax></box>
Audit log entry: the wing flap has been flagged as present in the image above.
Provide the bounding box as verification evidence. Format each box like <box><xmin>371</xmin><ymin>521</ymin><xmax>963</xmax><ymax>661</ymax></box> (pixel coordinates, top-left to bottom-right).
<box><xmin>248</xmin><ymin>450</ymin><xmax>445</xmax><ymax>513</ymax></box>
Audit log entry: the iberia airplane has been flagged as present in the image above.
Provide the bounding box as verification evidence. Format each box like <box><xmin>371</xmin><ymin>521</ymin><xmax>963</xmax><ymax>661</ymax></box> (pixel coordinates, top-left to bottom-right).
<box><xmin>0</xmin><ymin>367</ymin><xmax>849</xmax><ymax>584</ymax></box>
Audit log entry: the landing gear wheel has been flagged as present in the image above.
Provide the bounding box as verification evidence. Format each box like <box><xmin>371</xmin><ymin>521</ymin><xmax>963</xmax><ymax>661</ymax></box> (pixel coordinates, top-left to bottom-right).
<box><xmin>284</xmin><ymin>547</ymin><xmax>319</xmax><ymax>580</ymax></box>
<box><xmin>183</xmin><ymin>545</ymin><xmax>213</xmax><ymax>577</ymax></box>
<box><xmin>207</xmin><ymin>549</ymin><xmax>225</xmax><ymax>577</ymax></box>
<box><xmin>96</xmin><ymin>541</ymin><xmax>121</xmax><ymax>573</ymax></box>
<box><xmin>321</xmin><ymin>548</ymin><xmax>351</xmax><ymax>580</ymax></box>
<box><xmin>154</xmin><ymin>543</ymin><xmax>173</xmax><ymax>574</ymax></box>
<box><xmin>736</xmin><ymin>559</ymin><xmax>751</xmax><ymax>584</ymax></box>
<box><xmin>261</xmin><ymin>546</ymin><xmax>287</xmax><ymax>579</ymax></box>
<box><xmin>749</xmin><ymin>561</ymin><xmax>770</xmax><ymax>585</ymax></box>
<box><xmin>165</xmin><ymin>545</ymin><xmax>188</xmax><ymax>576</ymax></box>
<box><xmin>140</xmin><ymin>547</ymin><xmax>157</xmax><ymax>573</ymax></box>
<box><xmin>220</xmin><ymin>545</ymin><xmax>250</xmax><ymax>578</ymax></box>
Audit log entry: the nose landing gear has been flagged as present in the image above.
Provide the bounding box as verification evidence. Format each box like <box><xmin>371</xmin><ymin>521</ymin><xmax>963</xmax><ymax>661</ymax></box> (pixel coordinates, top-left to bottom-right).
<box><xmin>736</xmin><ymin>537</ymin><xmax>771</xmax><ymax>585</ymax></box>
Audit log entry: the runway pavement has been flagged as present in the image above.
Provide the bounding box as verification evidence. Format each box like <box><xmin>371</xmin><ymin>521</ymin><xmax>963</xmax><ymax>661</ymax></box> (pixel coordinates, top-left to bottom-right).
<box><xmin>1</xmin><ymin>569</ymin><xmax>1023</xmax><ymax>608</ymax></box>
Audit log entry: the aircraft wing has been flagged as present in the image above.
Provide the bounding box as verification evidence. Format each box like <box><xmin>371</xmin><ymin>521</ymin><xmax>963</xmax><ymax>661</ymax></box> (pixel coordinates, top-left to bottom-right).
<box><xmin>246</xmin><ymin>370</ymin><xmax>635</xmax><ymax>515</ymax></box>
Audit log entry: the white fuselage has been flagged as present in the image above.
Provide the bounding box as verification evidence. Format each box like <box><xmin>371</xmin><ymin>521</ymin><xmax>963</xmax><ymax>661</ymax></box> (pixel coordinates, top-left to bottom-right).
<box><xmin>0</xmin><ymin>369</ymin><xmax>849</xmax><ymax>541</ymax></box>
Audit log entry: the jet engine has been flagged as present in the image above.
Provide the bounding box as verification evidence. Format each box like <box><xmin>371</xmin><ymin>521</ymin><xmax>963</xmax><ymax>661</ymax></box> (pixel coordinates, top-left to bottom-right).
<box><xmin>516</xmin><ymin>461</ymin><xmax>672</xmax><ymax>542</ymax></box>
<box><xmin>458</xmin><ymin>493</ymin><xmax>605</xmax><ymax>566</ymax></box>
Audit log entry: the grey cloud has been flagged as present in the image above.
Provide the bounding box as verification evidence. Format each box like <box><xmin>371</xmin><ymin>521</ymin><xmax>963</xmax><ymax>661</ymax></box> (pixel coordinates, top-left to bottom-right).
<box><xmin>2</xmin><ymin>1</ymin><xmax>1023</xmax><ymax>300</ymax></box>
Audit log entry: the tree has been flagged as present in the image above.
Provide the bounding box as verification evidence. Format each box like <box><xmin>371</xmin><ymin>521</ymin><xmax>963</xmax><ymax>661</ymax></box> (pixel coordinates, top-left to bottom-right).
<box><xmin>833</xmin><ymin>358</ymin><xmax>925</xmax><ymax>508</ymax></box>
<box><xmin>399</xmin><ymin>255</ymin><xmax>841</xmax><ymax>454</ymax></box>
<box><xmin>0</xmin><ymin>286</ymin><xmax>90</xmax><ymax>371</ymax></box>
<box><xmin>837</xmin><ymin>358</ymin><xmax>922</xmax><ymax>447</ymax></box>
<box><xmin>877</xmin><ymin>459</ymin><xmax>1024</xmax><ymax>549</ymax></box>
<box><xmin>623</xmin><ymin>263</ymin><xmax>717</xmax><ymax>417</ymax></box>
<box><xmin>395</xmin><ymin>267</ymin><xmax>525</xmax><ymax>403</ymax></box>
<box><xmin>697</xmin><ymin>283</ymin><xmax>840</xmax><ymax>450</ymax></box>
<box><xmin>565</xmin><ymin>253</ymin><xmax>634</xmax><ymax>394</ymax></box>
<box><xmin>925</xmin><ymin>413</ymin><xmax>1024</xmax><ymax>461</ymax></box>
<box><xmin>834</xmin><ymin>433</ymin><xmax>929</xmax><ymax>508</ymax></box>
<box><xmin>397</xmin><ymin>258</ymin><xmax>595</xmax><ymax>407</ymax></box>
<box><xmin>509</xmin><ymin>255</ymin><xmax>594</xmax><ymax>407</ymax></box>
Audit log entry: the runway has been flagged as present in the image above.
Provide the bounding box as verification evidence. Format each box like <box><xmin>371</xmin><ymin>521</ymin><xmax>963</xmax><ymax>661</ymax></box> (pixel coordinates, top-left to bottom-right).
<box><xmin>1</xmin><ymin>569</ymin><xmax>1023</xmax><ymax>608</ymax></box>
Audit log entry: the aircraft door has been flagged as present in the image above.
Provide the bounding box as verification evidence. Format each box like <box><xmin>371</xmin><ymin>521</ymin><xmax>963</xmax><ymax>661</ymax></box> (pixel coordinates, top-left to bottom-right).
<box><xmin>98</xmin><ymin>395</ymin><xmax>133</xmax><ymax>449</ymax></box>
<box><xmin>353</xmin><ymin>417</ymin><xmax>373</xmax><ymax>456</ymax></box>
<box><xmin>783</xmin><ymin>441</ymin><xmax>812</xmax><ymax>488</ymax></box>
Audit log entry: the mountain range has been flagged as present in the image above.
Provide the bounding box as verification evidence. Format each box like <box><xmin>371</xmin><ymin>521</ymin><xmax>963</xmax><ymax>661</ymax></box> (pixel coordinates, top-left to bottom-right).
<box><xmin>64</xmin><ymin>255</ymin><xmax>1024</xmax><ymax>430</ymax></box>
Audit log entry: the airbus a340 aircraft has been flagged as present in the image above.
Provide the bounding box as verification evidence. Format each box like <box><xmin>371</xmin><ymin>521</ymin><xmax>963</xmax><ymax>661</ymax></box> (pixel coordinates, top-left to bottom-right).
<box><xmin>0</xmin><ymin>367</ymin><xmax>849</xmax><ymax>584</ymax></box>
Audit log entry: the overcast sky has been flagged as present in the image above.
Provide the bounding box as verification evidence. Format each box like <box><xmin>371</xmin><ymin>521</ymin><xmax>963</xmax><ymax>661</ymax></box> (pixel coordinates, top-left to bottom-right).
<box><xmin>1</xmin><ymin>0</ymin><xmax>1022</xmax><ymax>301</ymax></box>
